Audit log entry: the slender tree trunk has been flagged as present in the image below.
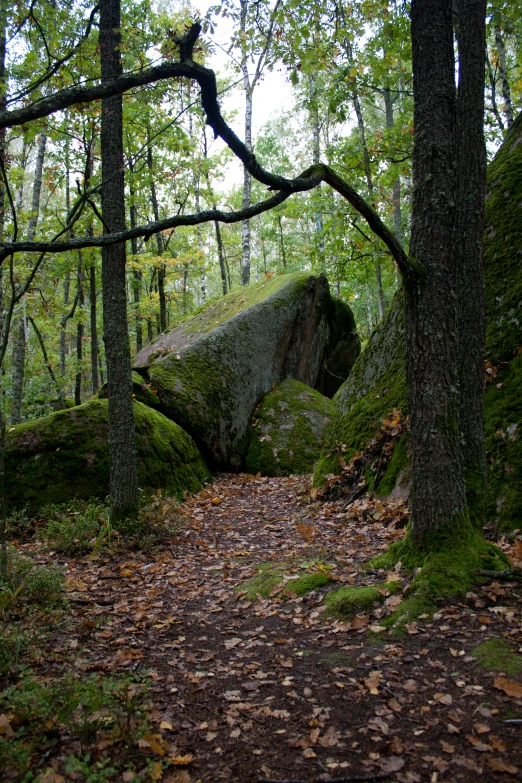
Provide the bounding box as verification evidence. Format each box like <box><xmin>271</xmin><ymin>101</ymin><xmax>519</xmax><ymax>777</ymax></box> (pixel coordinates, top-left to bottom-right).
<box><xmin>486</xmin><ymin>51</ymin><xmax>505</xmax><ymax>133</ymax></box>
<box><xmin>146</xmin><ymin>141</ymin><xmax>167</xmax><ymax>331</ymax></box>
<box><xmin>454</xmin><ymin>0</ymin><xmax>487</xmax><ymax>526</ymax></box>
<box><xmin>214</xmin><ymin>218</ymin><xmax>227</xmax><ymax>295</ymax></box>
<box><xmin>309</xmin><ymin>74</ymin><xmax>325</xmax><ymax>267</ymax></box>
<box><xmin>128</xmin><ymin>169</ymin><xmax>143</xmax><ymax>352</ymax></box>
<box><xmin>353</xmin><ymin>89</ymin><xmax>385</xmax><ymax>320</ymax></box>
<box><xmin>277</xmin><ymin>214</ymin><xmax>287</xmax><ymax>267</ymax></box>
<box><xmin>494</xmin><ymin>24</ymin><xmax>513</xmax><ymax>128</ymax></box>
<box><xmin>0</xmin><ymin>0</ymin><xmax>7</xmax><ymax>578</ymax></box>
<box><xmin>406</xmin><ymin>0</ymin><xmax>465</xmax><ymax>544</ymax></box>
<box><xmin>11</xmin><ymin>130</ymin><xmax>47</xmax><ymax>423</ymax></box>
<box><xmin>27</xmin><ymin>315</ymin><xmax>65</xmax><ymax>408</ymax></box>
<box><xmin>383</xmin><ymin>85</ymin><xmax>404</xmax><ymax>245</ymax></box>
<box><xmin>241</xmin><ymin>82</ymin><xmax>252</xmax><ymax>286</ymax></box>
<box><xmin>90</xmin><ymin>263</ymin><xmax>99</xmax><ymax>394</ymax></box>
<box><xmin>75</xmin><ymin>254</ymin><xmax>84</xmax><ymax>405</ymax></box>
<box><xmin>100</xmin><ymin>0</ymin><xmax>138</xmax><ymax>521</ymax></box>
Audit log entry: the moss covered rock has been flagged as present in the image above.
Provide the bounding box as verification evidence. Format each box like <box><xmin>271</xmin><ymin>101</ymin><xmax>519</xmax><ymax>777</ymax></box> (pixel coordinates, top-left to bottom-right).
<box><xmin>313</xmin><ymin>113</ymin><xmax>522</xmax><ymax>530</ymax></box>
<box><xmin>5</xmin><ymin>399</ymin><xmax>210</xmax><ymax>512</ymax></box>
<box><xmin>314</xmin><ymin>289</ymin><xmax>407</xmax><ymax>486</ymax></box>
<box><xmin>133</xmin><ymin>273</ymin><xmax>360</xmax><ymax>469</ymax></box>
<box><xmin>246</xmin><ymin>378</ymin><xmax>335</xmax><ymax>476</ymax></box>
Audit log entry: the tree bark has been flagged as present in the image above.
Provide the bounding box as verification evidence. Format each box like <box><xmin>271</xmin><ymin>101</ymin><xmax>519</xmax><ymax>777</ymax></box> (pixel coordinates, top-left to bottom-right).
<box><xmin>454</xmin><ymin>0</ymin><xmax>487</xmax><ymax>526</ymax></box>
<box><xmin>90</xmin><ymin>263</ymin><xmax>99</xmax><ymax>394</ymax></box>
<box><xmin>75</xmin><ymin>254</ymin><xmax>84</xmax><ymax>406</ymax></box>
<box><xmin>214</xmin><ymin>218</ymin><xmax>227</xmax><ymax>295</ymax></box>
<box><xmin>128</xmin><ymin>166</ymin><xmax>143</xmax><ymax>352</ymax></box>
<box><xmin>99</xmin><ymin>0</ymin><xmax>138</xmax><ymax>521</ymax></box>
<box><xmin>406</xmin><ymin>0</ymin><xmax>466</xmax><ymax>544</ymax></box>
<box><xmin>383</xmin><ymin>85</ymin><xmax>404</xmax><ymax>245</ymax></box>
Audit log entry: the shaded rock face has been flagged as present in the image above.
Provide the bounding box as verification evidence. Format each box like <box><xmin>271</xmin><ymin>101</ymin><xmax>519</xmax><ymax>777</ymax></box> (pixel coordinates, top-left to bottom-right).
<box><xmin>5</xmin><ymin>400</ymin><xmax>210</xmax><ymax>513</ymax></box>
<box><xmin>313</xmin><ymin>112</ymin><xmax>522</xmax><ymax>531</ymax></box>
<box><xmin>246</xmin><ymin>378</ymin><xmax>335</xmax><ymax>477</ymax></box>
<box><xmin>133</xmin><ymin>273</ymin><xmax>360</xmax><ymax>470</ymax></box>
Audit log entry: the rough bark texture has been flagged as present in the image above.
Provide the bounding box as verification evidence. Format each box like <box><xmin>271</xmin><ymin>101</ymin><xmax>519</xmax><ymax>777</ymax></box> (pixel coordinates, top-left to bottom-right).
<box><xmin>133</xmin><ymin>273</ymin><xmax>360</xmax><ymax>470</ymax></box>
<box><xmin>405</xmin><ymin>0</ymin><xmax>465</xmax><ymax>544</ymax></box>
<box><xmin>90</xmin><ymin>264</ymin><xmax>99</xmax><ymax>394</ymax></box>
<box><xmin>10</xmin><ymin>318</ymin><xmax>26</xmax><ymax>424</ymax></box>
<box><xmin>494</xmin><ymin>24</ymin><xmax>513</xmax><ymax>128</ymax></box>
<box><xmin>99</xmin><ymin>0</ymin><xmax>138</xmax><ymax>520</ymax></box>
<box><xmin>454</xmin><ymin>0</ymin><xmax>487</xmax><ymax>526</ymax></box>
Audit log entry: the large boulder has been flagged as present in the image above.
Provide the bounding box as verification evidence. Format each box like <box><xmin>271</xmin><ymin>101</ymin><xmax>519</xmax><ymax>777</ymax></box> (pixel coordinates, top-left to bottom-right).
<box><xmin>133</xmin><ymin>272</ymin><xmax>360</xmax><ymax>470</ymax></box>
<box><xmin>5</xmin><ymin>399</ymin><xmax>211</xmax><ymax>513</ymax></box>
<box><xmin>314</xmin><ymin>112</ymin><xmax>522</xmax><ymax>531</ymax></box>
<box><xmin>246</xmin><ymin>378</ymin><xmax>335</xmax><ymax>477</ymax></box>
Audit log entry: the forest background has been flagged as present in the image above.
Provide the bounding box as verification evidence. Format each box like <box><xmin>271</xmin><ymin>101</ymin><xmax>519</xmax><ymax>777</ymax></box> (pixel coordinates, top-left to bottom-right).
<box><xmin>2</xmin><ymin>0</ymin><xmax>520</xmax><ymax>426</ymax></box>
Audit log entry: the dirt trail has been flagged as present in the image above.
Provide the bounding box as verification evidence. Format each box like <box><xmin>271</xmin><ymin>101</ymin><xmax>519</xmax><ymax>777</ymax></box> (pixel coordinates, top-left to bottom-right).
<box><xmin>36</xmin><ymin>476</ymin><xmax>522</xmax><ymax>781</ymax></box>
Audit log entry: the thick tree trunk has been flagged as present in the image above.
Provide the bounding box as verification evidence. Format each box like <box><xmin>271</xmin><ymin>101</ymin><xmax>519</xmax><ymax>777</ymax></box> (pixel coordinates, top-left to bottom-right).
<box><xmin>406</xmin><ymin>0</ymin><xmax>466</xmax><ymax>544</ymax></box>
<box><xmin>99</xmin><ymin>0</ymin><xmax>138</xmax><ymax>521</ymax></box>
<box><xmin>454</xmin><ymin>0</ymin><xmax>487</xmax><ymax>526</ymax></box>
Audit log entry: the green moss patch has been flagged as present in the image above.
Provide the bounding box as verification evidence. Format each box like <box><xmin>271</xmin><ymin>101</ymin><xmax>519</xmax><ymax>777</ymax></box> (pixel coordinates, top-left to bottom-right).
<box><xmin>246</xmin><ymin>379</ymin><xmax>335</xmax><ymax>477</ymax></box>
<box><xmin>472</xmin><ymin>638</ymin><xmax>522</xmax><ymax>677</ymax></box>
<box><xmin>324</xmin><ymin>581</ymin><xmax>401</xmax><ymax>620</ymax></box>
<box><xmin>238</xmin><ymin>563</ymin><xmax>334</xmax><ymax>602</ymax></box>
<box><xmin>5</xmin><ymin>399</ymin><xmax>211</xmax><ymax>513</ymax></box>
<box><xmin>284</xmin><ymin>572</ymin><xmax>333</xmax><ymax>596</ymax></box>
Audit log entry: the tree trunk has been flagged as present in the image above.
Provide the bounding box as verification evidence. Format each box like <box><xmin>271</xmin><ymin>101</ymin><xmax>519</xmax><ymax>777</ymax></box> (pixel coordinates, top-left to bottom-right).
<box><xmin>11</xmin><ymin>129</ymin><xmax>47</xmax><ymax>423</ymax></box>
<box><xmin>146</xmin><ymin>141</ymin><xmax>167</xmax><ymax>331</ymax></box>
<box><xmin>27</xmin><ymin>315</ymin><xmax>65</xmax><ymax>409</ymax></box>
<box><xmin>128</xmin><ymin>169</ymin><xmax>143</xmax><ymax>352</ymax></box>
<box><xmin>454</xmin><ymin>0</ymin><xmax>487</xmax><ymax>526</ymax></box>
<box><xmin>99</xmin><ymin>0</ymin><xmax>138</xmax><ymax>521</ymax></box>
<box><xmin>75</xmin><ymin>254</ymin><xmax>84</xmax><ymax>406</ymax></box>
<box><xmin>494</xmin><ymin>24</ymin><xmax>513</xmax><ymax>128</ymax></box>
<box><xmin>383</xmin><ymin>85</ymin><xmax>404</xmax><ymax>245</ymax></box>
<box><xmin>90</xmin><ymin>263</ymin><xmax>99</xmax><ymax>394</ymax></box>
<box><xmin>406</xmin><ymin>0</ymin><xmax>465</xmax><ymax>544</ymax></box>
<box><xmin>309</xmin><ymin>74</ymin><xmax>325</xmax><ymax>266</ymax></box>
<box><xmin>0</xmin><ymin>0</ymin><xmax>7</xmax><ymax>579</ymax></box>
<box><xmin>214</xmin><ymin>218</ymin><xmax>227</xmax><ymax>295</ymax></box>
<box><xmin>241</xmin><ymin>81</ymin><xmax>252</xmax><ymax>286</ymax></box>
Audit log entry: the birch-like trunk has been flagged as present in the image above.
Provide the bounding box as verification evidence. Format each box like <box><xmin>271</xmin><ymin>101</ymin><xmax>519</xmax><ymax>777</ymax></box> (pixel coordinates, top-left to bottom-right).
<box><xmin>11</xmin><ymin>130</ymin><xmax>47</xmax><ymax>423</ymax></box>
<box><xmin>494</xmin><ymin>24</ymin><xmax>513</xmax><ymax>128</ymax></box>
<box><xmin>147</xmin><ymin>142</ymin><xmax>167</xmax><ymax>331</ymax></box>
<box><xmin>383</xmin><ymin>85</ymin><xmax>404</xmax><ymax>246</ymax></box>
<box><xmin>241</xmin><ymin>78</ymin><xmax>253</xmax><ymax>286</ymax></box>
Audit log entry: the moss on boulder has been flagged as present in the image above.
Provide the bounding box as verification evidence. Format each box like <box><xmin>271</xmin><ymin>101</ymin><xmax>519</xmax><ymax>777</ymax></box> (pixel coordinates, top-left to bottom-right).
<box><xmin>314</xmin><ymin>289</ymin><xmax>406</xmax><ymax>486</ymax></box>
<box><xmin>133</xmin><ymin>273</ymin><xmax>360</xmax><ymax>470</ymax></box>
<box><xmin>246</xmin><ymin>379</ymin><xmax>335</xmax><ymax>476</ymax></box>
<box><xmin>313</xmin><ymin>113</ymin><xmax>522</xmax><ymax>530</ymax></box>
<box><xmin>5</xmin><ymin>399</ymin><xmax>210</xmax><ymax>513</ymax></box>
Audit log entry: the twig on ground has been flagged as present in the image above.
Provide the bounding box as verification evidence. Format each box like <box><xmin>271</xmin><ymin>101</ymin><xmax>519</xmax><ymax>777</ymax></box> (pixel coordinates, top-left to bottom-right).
<box><xmin>478</xmin><ymin>568</ymin><xmax>522</xmax><ymax>581</ymax></box>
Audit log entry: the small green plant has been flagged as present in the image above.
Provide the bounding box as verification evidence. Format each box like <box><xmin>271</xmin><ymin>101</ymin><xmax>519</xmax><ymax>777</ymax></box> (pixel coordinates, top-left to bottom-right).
<box><xmin>116</xmin><ymin>491</ymin><xmax>187</xmax><ymax>548</ymax></box>
<box><xmin>0</xmin><ymin>547</ymin><xmax>64</xmax><ymax>613</ymax></box>
<box><xmin>5</xmin><ymin>508</ymin><xmax>35</xmax><ymax>541</ymax></box>
<box><xmin>42</xmin><ymin>499</ymin><xmax>111</xmax><ymax>555</ymax></box>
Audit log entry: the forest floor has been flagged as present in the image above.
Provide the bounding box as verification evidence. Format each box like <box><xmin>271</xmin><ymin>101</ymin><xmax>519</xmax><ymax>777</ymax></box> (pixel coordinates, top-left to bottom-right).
<box><xmin>2</xmin><ymin>474</ymin><xmax>522</xmax><ymax>783</ymax></box>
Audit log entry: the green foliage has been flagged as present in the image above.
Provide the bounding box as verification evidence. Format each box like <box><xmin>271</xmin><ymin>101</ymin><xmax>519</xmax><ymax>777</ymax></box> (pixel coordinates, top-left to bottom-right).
<box><xmin>0</xmin><ymin>672</ymin><xmax>150</xmax><ymax>779</ymax></box>
<box><xmin>324</xmin><ymin>581</ymin><xmax>401</xmax><ymax>620</ymax></box>
<box><xmin>284</xmin><ymin>572</ymin><xmax>334</xmax><ymax>595</ymax></box>
<box><xmin>472</xmin><ymin>638</ymin><xmax>522</xmax><ymax>677</ymax></box>
<box><xmin>0</xmin><ymin>548</ymin><xmax>64</xmax><ymax>614</ymax></box>
<box><xmin>42</xmin><ymin>499</ymin><xmax>112</xmax><ymax>555</ymax></box>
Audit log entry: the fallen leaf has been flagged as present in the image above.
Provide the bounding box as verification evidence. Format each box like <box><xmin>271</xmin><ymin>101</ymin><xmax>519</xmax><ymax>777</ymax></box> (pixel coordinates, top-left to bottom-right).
<box><xmin>494</xmin><ymin>676</ymin><xmax>522</xmax><ymax>698</ymax></box>
<box><xmin>434</xmin><ymin>692</ymin><xmax>452</xmax><ymax>705</ymax></box>
<box><xmin>169</xmin><ymin>754</ymin><xmax>195</xmax><ymax>766</ymax></box>
<box><xmin>473</xmin><ymin>722</ymin><xmax>490</xmax><ymax>734</ymax></box>
<box><xmin>364</xmin><ymin>670</ymin><xmax>382</xmax><ymax>694</ymax></box>
<box><xmin>440</xmin><ymin>740</ymin><xmax>455</xmax><ymax>754</ymax></box>
<box><xmin>379</xmin><ymin>756</ymin><xmax>405</xmax><ymax>773</ymax></box>
<box><xmin>489</xmin><ymin>734</ymin><xmax>507</xmax><ymax>752</ymax></box>
<box><xmin>486</xmin><ymin>758</ymin><xmax>519</xmax><ymax>775</ymax></box>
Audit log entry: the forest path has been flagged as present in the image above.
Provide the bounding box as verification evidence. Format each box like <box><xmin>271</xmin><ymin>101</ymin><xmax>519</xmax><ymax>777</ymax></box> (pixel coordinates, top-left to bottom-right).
<box><xmin>60</xmin><ymin>475</ymin><xmax>521</xmax><ymax>782</ymax></box>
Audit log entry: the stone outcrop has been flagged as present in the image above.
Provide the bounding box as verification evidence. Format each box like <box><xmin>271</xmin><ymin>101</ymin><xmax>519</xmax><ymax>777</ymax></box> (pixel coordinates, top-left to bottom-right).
<box><xmin>246</xmin><ymin>378</ymin><xmax>335</xmax><ymax>477</ymax></box>
<box><xmin>133</xmin><ymin>272</ymin><xmax>360</xmax><ymax>469</ymax></box>
<box><xmin>5</xmin><ymin>400</ymin><xmax>211</xmax><ymax>513</ymax></box>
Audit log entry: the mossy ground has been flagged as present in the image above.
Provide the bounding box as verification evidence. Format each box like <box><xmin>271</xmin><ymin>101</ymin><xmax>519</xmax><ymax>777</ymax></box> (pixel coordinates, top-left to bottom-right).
<box><xmin>246</xmin><ymin>379</ymin><xmax>335</xmax><ymax>477</ymax></box>
<box><xmin>5</xmin><ymin>399</ymin><xmax>211</xmax><ymax>513</ymax></box>
<box><xmin>324</xmin><ymin>581</ymin><xmax>401</xmax><ymax>620</ymax></box>
<box><xmin>472</xmin><ymin>638</ymin><xmax>522</xmax><ymax>677</ymax></box>
<box><xmin>238</xmin><ymin>562</ymin><xmax>334</xmax><ymax>602</ymax></box>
